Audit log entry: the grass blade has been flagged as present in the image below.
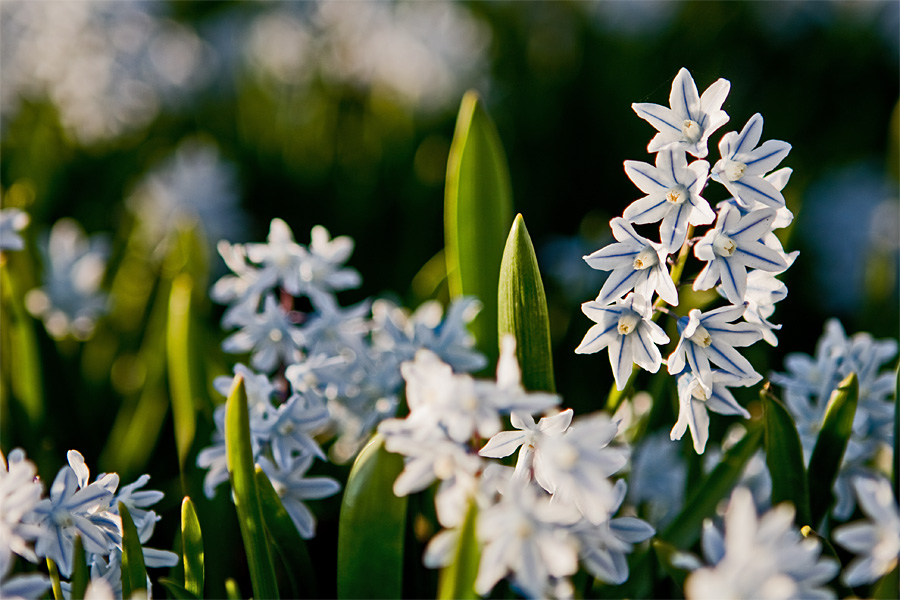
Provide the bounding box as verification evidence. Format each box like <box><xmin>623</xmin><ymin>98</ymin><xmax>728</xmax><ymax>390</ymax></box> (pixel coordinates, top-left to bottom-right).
<box><xmin>660</xmin><ymin>425</ymin><xmax>763</xmax><ymax>548</ymax></box>
<box><xmin>119</xmin><ymin>502</ymin><xmax>148</xmax><ymax>599</ymax></box>
<box><xmin>225</xmin><ymin>374</ymin><xmax>279</xmax><ymax>600</ymax></box>
<box><xmin>807</xmin><ymin>372</ymin><xmax>858</xmax><ymax>527</ymax></box>
<box><xmin>444</xmin><ymin>90</ymin><xmax>513</xmax><ymax>365</ymax></box>
<box><xmin>498</xmin><ymin>214</ymin><xmax>555</xmax><ymax>393</ymax></box>
<box><xmin>181</xmin><ymin>497</ymin><xmax>204</xmax><ymax>597</ymax></box>
<box><xmin>167</xmin><ymin>273</ymin><xmax>198</xmax><ymax>475</ymax></box>
<box><xmin>437</xmin><ymin>497</ymin><xmax>480</xmax><ymax>600</ymax></box>
<box><xmin>337</xmin><ymin>434</ymin><xmax>407</xmax><ymax>599</ymax></box>
<box><xmin>255</xmin><ymin>466</ymin><xmax>318</xmax><ymax>598</ymax></box>
<box><xmin>762</xmin><ymin>384</ymin><xmax>812</xmax><ymax>526</ymax></box>
<box><xmin>0</xmin><ymin>261</ymin><xmax>44</xmax><ymax>429</ymax></box>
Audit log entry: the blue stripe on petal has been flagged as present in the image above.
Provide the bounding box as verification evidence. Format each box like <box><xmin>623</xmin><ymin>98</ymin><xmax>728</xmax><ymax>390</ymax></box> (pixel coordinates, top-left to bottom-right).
<box><xmin>733</xmin><ymin>179</ymin><xmax>780</xmax><ymax>205</ymax></box>
<box><xmin>733</xmin><ymin>246</ymin><xmax>784</xmax><ymax>270</ymax></box>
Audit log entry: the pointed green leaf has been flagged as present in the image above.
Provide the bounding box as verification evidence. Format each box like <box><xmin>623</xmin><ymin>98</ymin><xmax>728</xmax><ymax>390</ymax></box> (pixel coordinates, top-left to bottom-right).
<box><xmin>661</xmin><ymin>426</ymin><xmax>763</xmax><ymax>548</ymax></box>
<box><xmin>159</xmin><ymin>578</ymin><xmax>201</xmax><ymax>600</ymax></box>
<box><xmin>256</xmin><ymin>466</ymin><xmax>318</xmax><ymax>599</ymax></box>
<box><xmin>168</xmin><ymin>273</ymin><xmax>198</xmax><ymax>473</ymax></box>
<box><xmin>70</xmin><ymin>535</ymin><xmax>89</xmax><ymax>600</ymax></box>
<box><xmin>0</xmin><ymin>262</ymin><xmax>44</xmax><ymax>428</ymax></box>
<box><xmin>337</xmin><ymin>434</ymin><xmax>407</xmax><ymax>599</ymax></box>
<box><xmin>225</xmin><ymin>374</ymin><xmax>279</xmax><ymax>600</ymax></box>
<box><xmin>224</xmin><ymin>578</ymin><xmax>241</xmax><ymax>600</ymax></box>
<box><xmin>437</xmin><ymin>497</ymin><xmax>480</xmax><ymax>600</ymax></box>
<box><xmin>762</xmin><ymin>385</ymin><xmax>812</xmax><ymax>526</ymax></box>
<box><xmin>444</xmin><ymin>90</ymin><xmax>513</xmax><ymax>365</ymax></box>
<box><xmin>498</xmin><ymin>214</ymin><xmax>555</xmax><ymax>393</ymax></box>
<box><xmin>807</xmin><ymin>372</ymin><xmax>859</xmax><ymax>527</ymax></box>
<box><xmin>181</xmin><ymin>497</ymin><xmax>204</xmax><ymax>597</ymax></box>
<box><xmin>120</xmin><ymin>502</ymin><xmax>148</xmax><ymax>600</ymax></box>
<box><xmin>874</xmin><ymin>563</ymin><xmax>899</xmax><ymax>599</ymax></box>
<box><xmin>46</xmin><ymin>558</ymin><xmax>62</xmax><ymax>600</ymax></box>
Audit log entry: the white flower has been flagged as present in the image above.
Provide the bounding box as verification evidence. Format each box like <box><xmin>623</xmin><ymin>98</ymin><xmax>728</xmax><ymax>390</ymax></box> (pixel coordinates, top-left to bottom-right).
<box><xmin>0</xmin><ymin>449</ymin><xmax>42</xmax><ymax>565</ymax></box>
<box><xmin>475</xmin><ymin>479</ymin><xmax>581</xmax><ymax>598</ymax></box>
<box><xmin>832</xmin><ymin>476</ymin><xmax>900</xmax><ymax>586</ymax></box>
<box><xmin>738</xmin><ymin>265</ymin><xmax>792</xmax><ymax>347</ymax></box>
<box><xmin>30</xmin><ymin>451</ymin><xmax>121</xmax><ymax>577</ymax></box>
<box><xmin>479</xmin><ymin>409</ymin><xmax>573</xmax><ymax>481</ymax></box>
<box><xmin>711</xmin><ymin>113</ymin><xmax>792</xmax><ymax>209</ymax></box>
<box><xmin>632</xmin><ymin>67</ymin><xmax>731</xmax><ymax>159</ymax></box>
<box><xmin>221</xmin><ymin>294</ymin><xmax>305</xmax><ymax>373</ymax></box>
<box><xmin>583</xmin><ymin>217</ymin><xmax>678</xmax><ymax>306</ymax></box>
<box><xmin>686</xmin><ymin>488</ymin><xmax>838</xmax><ymax>600</ymax></box>
<box><xmin>576</xmin><ymin>292</ymin><xmax>670</xmax><ymax>391</ymax></box>
<box><xmin>0</xmin><ymin>548</ymin><xmax>49</xmax><ymax>600</ymax></box>
<box><xmin>693</xmin><ymin>204</ymin><xmax>788</xmax><ymax>305</ymax></box>
<box><xmin>623</xmin><ymin>149</ymin><xmax>715</xmax><ymax>254</ymax></box>
<box><xmin>244</xmin><ymin>218</ymin><xmax>308</xmax><ymax>297</ymax></box>
<box><xmin>0</xmin><ymin>208</ymin><xmax>29</xmax><ymax>251</ymax></box>
<box><xmin>667</xmin><ymin>305</ymin><xmax>763</xmax><ymax>393</ymax></box>
<box><xmin>670</xmin><ymin>371</ymin><xmax>753</xmax><ymax>454</ymax></box>
<box><xmin>257</xmin><ymin>455</ymin><xmax>340</xmax><ymax>539</ymax></box>
<box><xmin>574</xmin><ymin>479</ymin><xmax>655</xmax><ymax>585</ymax></box>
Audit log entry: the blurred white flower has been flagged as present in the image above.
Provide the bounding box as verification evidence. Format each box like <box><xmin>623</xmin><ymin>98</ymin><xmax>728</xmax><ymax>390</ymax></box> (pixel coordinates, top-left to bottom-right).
<box><xmin>833</xmin><ymin>476</ymin><xmax>900</xmax><ymax>586</ymax></box>
<box><xmin>0</xmin><ymin>208</ymin><xmax>29</xmax><ymax>252</ymax></box>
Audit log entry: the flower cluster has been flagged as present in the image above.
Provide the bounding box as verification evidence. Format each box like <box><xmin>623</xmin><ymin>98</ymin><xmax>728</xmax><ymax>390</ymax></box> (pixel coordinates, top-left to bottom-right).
<box><xmin>772</xmin><ymin>319</ymin><xmax>897</xmax><ymax>519</ymax></box>
<box><xmin>198</xmin><ymin>218</ymin><xmax>487</xmax><ymax>539</ymax></box>
<box><xmin>685</xmin><ymin>487</ymin><xmax>838</xmax><ymax>599</ymax></box>
<box><xmin>577</xmin><ymin>67</ymin><xmax>797</xmax><ymax>453</ymax></box>
<box><xmin>0</xmin><ymin>449</ymin><xmax>175</xmax><ymax>598</ymax></box>
<box><xmin>380</xmin><ymin>338</ymin><xmax>655</xmax><ymax>598</ymax></box>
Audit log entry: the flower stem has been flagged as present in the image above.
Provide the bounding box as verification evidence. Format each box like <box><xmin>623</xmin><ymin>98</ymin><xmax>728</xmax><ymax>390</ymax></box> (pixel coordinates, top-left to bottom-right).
<box><xmin>46</xmin><ymin>558</ymin><xmax>63</xmax><ymax>600</ymax></box>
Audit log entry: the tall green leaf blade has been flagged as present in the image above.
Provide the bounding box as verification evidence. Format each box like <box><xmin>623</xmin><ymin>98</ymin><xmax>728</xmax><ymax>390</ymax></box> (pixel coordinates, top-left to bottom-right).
<box><xmin>181</xmin><ymin>497</ymin><xmax>204</xmax><ymax>597</ymax></box>
<box><xmin>0</xmin><ymin>262</ymin><xmax>43</xmax><ymax>428</ymax></box>
<box><xmin>444</xmin><ymin>90</ymin><xmax>513</xmax><ymax>365</ymax></box>
<box><xmin>70</xmin><ymin>536</ymin><xmax>89</xmax><ymax>600</ymax></box>
<box><xmin>225</xmin><ymin>375</ymin><xmax>279</xmax><ymax>600</ymax></box>
<box><xmin>762</xmin><ymin>385</ymin><xmax>812</xmax><ymax>526</ymax></box>
<box><xmin>807</xmin><ymin>372</ymin><xmax>858</xmax><ymax>527</ymax></box>
<box><xmin>255</xmin><ymin>466</ymin><xmax>318</xmax><ymax>599</ymax></box>
<box><xmin>661</xmin><ymin>426</ymin><xmax>763</xmax><ymax>548</ymax></box>
<box><xmin>119</xmin><ymin>502</ymin><xmax>148</xmax><ymax>599</ymax></box>
<box><xmin>437</xmin><ymin>497</ymin><xmax>480</xmax><ymax>600</ymax></box>
<box><xmin>337</xmin><ymin>434</ymin><xmax>407</xmax><ymax>599</ymax></box>
<box><xmin>497</xmin><ymin>214</ymin><xmax>555</xmax><ymax>393</ymax></box>
<box><xmin>167</xmin><ymin>273</ymin><xmax>197</xmax><ymax>475</ymax></box>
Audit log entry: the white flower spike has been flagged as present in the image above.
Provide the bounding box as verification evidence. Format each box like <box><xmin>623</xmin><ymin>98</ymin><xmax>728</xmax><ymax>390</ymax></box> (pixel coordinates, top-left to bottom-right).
<box><xmin>632</xmin><ymin>67</ymin><xmax>731</xmax><ymax>159</ymax></box>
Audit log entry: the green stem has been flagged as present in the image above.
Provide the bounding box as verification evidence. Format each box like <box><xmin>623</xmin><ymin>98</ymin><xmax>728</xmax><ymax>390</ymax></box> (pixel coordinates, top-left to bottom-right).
<box><xmin>46</xmin><ymin>558</ymin><xmax>63</xmax><ymax>600</ymax></box>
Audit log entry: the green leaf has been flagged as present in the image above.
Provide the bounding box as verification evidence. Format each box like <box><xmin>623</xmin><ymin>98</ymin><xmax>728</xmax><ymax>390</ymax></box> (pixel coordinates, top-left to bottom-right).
<box><xmin>337</xmin><ymin>434</ymin><xmax>407</xmax><ymax>599</ymax></box>
<box><xmin>807</xmin><ymin>372</ymin><xmax>859</xmax><ymax>527</ymax></box>
<box><xmin>256</xmin><ymin>465</ymin><xmax>318</xmax><ymax>598</ymax></box>
<box><xmin>181</xmin><ymin>497</ymin><xmax>204</xmax><ymax>597</ymax></box>
<box><xmin>874</xmin><ymin>563</ymin><xmax>900</xmax><ymax>599</ymax></box>
<box><xmin>167</xmin><ymin>273</ymin><xmax>198</xmax><ymax>474</ymax></box>
<box><xmin>159</xmin><ymin>578</ymin><xmax>201</xmax><ymax>600</ymax></box>
<box><xmin>0</xmin><ymin>262</ymin><xmax>44</xmax><ymax>428</ymax></box>
<box><xmin>651</xmin><ymin>539</ymin><xmax>697</xmax><ymax>590</ymax></box>
<box><xmin>437</xmin><ymin>497</ymin><xmax>480</xmax><ymax>600</ymax></box>
<box><xmin>224</xmin><ymin>578</ymin><xmax>241</xmax><ymax>600</ymax></box>
<box><xmin>70</xmin><ymin>535</ymin><xmax>89</xmax><ymax>600</ymax></box>
<box><xmin>444</xmin><ymin>90</ymin><xmax>513</xmax><ymax>365</ymax></box>
<box><xmin>119</xmin><ymin>502</ymin><xmax>148</xmax><ymax>600</ymax></box>
<box><xmin>225</xmin><ymin>374</ymin><xmax>280</xmax><ymax>600</ymax></box>
<box><xmin>497</xmin><ymin>214</ymin><xmax>555</xmax><ymax>393</ymax></box>
<box><xmin>660</xmin><ymin>426</ymin><xmax>763</xmax><ymax>548</ymax></box>
<box><xmin>762</xmin><ymin>385</ymin><xmax>812</xmax><ymax>526</ymax></box>
<box><xmin>46</xmin><ymin>558</ymin><xmax>63</xmax><ymax>600</ymax></box>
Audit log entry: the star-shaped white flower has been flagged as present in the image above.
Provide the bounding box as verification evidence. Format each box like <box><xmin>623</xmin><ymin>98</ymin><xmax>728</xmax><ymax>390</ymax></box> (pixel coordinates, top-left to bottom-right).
<box><xmin>711</xmin><ymin>113</ymin><xmax>792</xmax><ymax>209</ymax></box>
<box><xmin>670</xmin><ymin>370</ymin><xmax>754</xmax><ymax>454</ymax></box>
<box><xmin>693</xmin><ymin>204</ymin><xmax>788</xmax><ymax>305</ymax></box>
<box><xmin>632</xmin><ymin>67</ymin><xmax>731</xmax><ymax>159</ymax></box>
<box><xmin>623</xmin><ymin>150</ymin><xmax>715</xmax><ymax>254</ymax></box>
<box><xmin>583</xmin><ymin>218</ymin><xmax>679</xmax><ymax>306</ymax></box>
<box><xmin>576</xmin><ymin>293</ymin><xmax>670</xmax><ymax>391</ymax></box>
<box><xmin>832</xmin><ymin>476</ymin><xmax>900</xmax><ymax>587</ymax></box>
<box><xmin>479</xmin><ymin>409</ymin><xmax>573</xmax><ymax>481</ymax></box>
<box><xmin>667</xmin><ymin>305</ymin><xmax>763</xmax><ymax>393</ymax></box>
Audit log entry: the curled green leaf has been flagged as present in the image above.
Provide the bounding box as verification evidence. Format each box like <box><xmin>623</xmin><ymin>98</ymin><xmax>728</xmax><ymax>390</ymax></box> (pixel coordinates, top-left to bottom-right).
<box><xmin>762</xmin><ymin>384</ymin><xmax>812</xmax><ymax>526</ymax></box>
<box><xmin>807</xmin><ymin>372</ymin><xmax>858</xmax><ymax>527</ymax></box>
<box><xmin>167</xmin><ymin>273</ymin><xmax>197</xmax><ymax>473</ymax></box>
<box><xmin>498</xmin><ymin>214</ymin><xmax>555</xmax><ymax>393</ymax></box>
<box><xmin>225</xmin><ymin>374</ymin><xmax>279</xmax><ymax>600</ymax></box>
<box><xmin>70</xmin><ymin>535</ymin><xmax>89</xmax><ymax>600</ymax></box>
<box><xmin>119</xmin><ymin>502</ymin><xmax>148</xmax><ymax>600</ymax></box>
<box><xmin>181</xmin><ymin>497</ymin><xmax>204</xmax><ymax>597</ymax></box>
<box><xmin>437</xmin><ymin>497</ymin><xmax>480</xmax><ymax>600</ymax></box>
<box><xmin>445</xmin><ymin>90</ymin><xmax>513</xmax><ymax>365</ymax></box>
<box><xmin>337</xmin><ymin>434</ymin><xmax>407</xmax><ymax>599</ymax></box>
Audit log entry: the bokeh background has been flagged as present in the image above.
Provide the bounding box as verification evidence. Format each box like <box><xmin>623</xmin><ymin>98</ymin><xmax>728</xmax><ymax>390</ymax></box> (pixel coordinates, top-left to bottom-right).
<box><xmin>1</xmin><ymin>0</ymin><xmax>898</xmax><ymax>596</ymax></box>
